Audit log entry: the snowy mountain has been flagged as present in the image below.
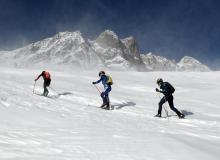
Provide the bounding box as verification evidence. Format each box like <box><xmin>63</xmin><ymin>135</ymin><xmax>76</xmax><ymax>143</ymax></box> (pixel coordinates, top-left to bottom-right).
<box><xmin>0</xmin><ymin>31</ymin><xmax>103</xmax><ymax>69</ymax></box>
<box><xmin>0</xmin><ymin>30</ymin><xmax>211</xmax><ymax>71</ymax></box>
<box><xmin>141</xmin><ymin>53</ymin><xmax>210</xmax><ymax>71</ymax></box>
<box><xmin>141</xmin><ymin>53</ymin><xmax>177</xmax><ymax>71</ymax></box>
<box><xmin>177</xmin><ymin>56</ymin><xmax>211</xmax><ymax>71</ymax></box>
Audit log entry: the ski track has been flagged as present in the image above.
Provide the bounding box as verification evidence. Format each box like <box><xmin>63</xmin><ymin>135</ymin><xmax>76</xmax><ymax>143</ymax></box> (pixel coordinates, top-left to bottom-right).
<box><xmin>0</xmin><ymin>67</ymin><xmax>220</xmax><ymax>160</ymax></box>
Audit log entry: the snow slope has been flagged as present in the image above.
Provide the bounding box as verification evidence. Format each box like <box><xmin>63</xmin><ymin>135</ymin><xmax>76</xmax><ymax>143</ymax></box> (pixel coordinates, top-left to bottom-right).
<box><xmin>0</xmin><ymin>67</ymin><xmax>219</xmax><ymax>160</ymax></box>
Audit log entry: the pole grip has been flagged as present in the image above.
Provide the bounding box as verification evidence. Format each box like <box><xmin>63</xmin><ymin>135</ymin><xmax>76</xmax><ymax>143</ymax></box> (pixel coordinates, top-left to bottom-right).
<box><xmin>33</xmin><ymin>81</ymin><xmax>36</xmax><ymax>94</ymax></box>
<box><xmin>157</xmin><ymin>92</ymin><xmax>169</xmax><ymax>117</ymax></box>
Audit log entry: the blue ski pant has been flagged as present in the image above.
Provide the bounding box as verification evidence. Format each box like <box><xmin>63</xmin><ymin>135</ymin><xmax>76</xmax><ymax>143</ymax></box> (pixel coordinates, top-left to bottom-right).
<box><xmin>101</xmin><ymin>85</ymin><xmax>111</xmax><ymax>104</ymax></box>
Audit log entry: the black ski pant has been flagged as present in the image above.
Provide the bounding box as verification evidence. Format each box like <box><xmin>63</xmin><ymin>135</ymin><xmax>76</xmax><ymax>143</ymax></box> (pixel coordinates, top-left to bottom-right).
<box><xmin>43</xmin><ymin>79</ymin><xmax>51</xmax><ymax>95</ymax></box>
<box><xmin>158</xmin><ymin>95</ymin><xmax>181</xmax><ymax>116</ymax></box>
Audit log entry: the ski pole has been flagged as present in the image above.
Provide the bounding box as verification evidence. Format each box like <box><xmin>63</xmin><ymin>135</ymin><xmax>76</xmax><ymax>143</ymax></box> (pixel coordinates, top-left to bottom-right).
<box><xmin>157</xmin><ymin>92</ymin><xmax>169</xmax><ymax>118</ymax></box>
<box><xmin>93</xmin><ymin>84</ymin><xmax>101</xmax><ymax>94</ymax></box>
<box><xmin>33</xmin><ymin>81</ymin><xmax>36</xmax><ymax>95</ymax></box>
<box><xmin>164</xmin><ymin>102</ymin><xmax>169</xmax><ymax>118</ymax></box>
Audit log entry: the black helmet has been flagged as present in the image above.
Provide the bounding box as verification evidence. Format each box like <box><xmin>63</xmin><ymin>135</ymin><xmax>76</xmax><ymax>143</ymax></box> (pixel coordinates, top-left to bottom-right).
<box><xmin>157</xmin><ymin>78</ymin><xmax>163</xmax><ymax>85</ymax></box>
<box><xmin>99</xmin><ymin>71</ymin><xmax>105</xmax><ymax>77</ymax></box>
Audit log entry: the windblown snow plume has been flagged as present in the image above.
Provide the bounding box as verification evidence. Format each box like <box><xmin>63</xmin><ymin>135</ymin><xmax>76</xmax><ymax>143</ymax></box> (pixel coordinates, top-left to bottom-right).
<box><xmin>0</xmin><ymin>31</ymin><xmax>103</xmax><ymax>69</ymax></box>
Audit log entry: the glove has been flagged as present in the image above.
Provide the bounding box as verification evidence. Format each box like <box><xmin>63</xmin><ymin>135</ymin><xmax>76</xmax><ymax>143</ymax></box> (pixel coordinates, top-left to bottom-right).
<box><xmin>156</xmin><ymin>88</ymin><xmax>160</xmax><ymax>92</ymax></box>
<box><xmin>92</xmin><ymin>82</ymin><xmax>96</xmax><ymax>84</ymax></box>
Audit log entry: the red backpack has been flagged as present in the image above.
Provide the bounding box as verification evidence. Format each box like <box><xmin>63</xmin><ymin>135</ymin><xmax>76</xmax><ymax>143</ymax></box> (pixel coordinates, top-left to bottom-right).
<box><xmin>44</xmin><ymin>71</ymin><xmax>51</xmax><ymax>79</ymax></box>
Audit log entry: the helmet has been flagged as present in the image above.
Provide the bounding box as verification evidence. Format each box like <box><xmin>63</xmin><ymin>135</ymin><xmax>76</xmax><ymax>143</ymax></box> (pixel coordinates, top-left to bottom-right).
<box><xmin>157</xmin><ymin>78</ymin><xmax>163</xmax><ymax>85</ymax></box>
<box><xmin>99</xmin><ymin>71</ymin><xmax>105</xmax><ymax>77</ymax></box>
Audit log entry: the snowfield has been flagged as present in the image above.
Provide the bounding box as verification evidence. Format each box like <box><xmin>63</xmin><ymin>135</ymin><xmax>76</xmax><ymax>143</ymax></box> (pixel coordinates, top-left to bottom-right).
<box><xmin>0</xmin><ymin>67</ymin><xmax>219</xmax><ymax>160</ymax></box>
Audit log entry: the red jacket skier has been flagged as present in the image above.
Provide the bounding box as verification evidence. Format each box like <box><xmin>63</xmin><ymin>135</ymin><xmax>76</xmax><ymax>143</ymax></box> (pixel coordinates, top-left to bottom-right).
<box><xmin>35</xmin><ymin>71</ymin><xmax>51</xmax><ymax>96</ymax></box>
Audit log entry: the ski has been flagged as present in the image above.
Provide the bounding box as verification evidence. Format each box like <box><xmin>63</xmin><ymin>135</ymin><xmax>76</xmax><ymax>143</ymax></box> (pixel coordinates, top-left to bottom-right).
<box><xmin>34</xmin><ymin>92</ymin><xmax>58</xmax><ymax>99</ymax></box>
<box><xmin>88</xmin><ymin>104</ymin><xmax>112</xmax><ymax>110</ymax></box>
<box><xmin>154</xmin><ymin>115</ymin><xmax>186</xmax><ymax>119</ymax></box>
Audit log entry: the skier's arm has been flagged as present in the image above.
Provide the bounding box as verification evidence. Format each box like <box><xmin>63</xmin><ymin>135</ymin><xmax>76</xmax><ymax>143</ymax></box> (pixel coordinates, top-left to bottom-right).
<box><xmin>156</xmin><ymin>87</ymin><xmax>168</xmax><ymax>94</ymax></box>
<box><xmin>35</xmin><ymin>73</ymin><xmax>43</xmax><ymax>81</ymax></box>
<box><xmin>158</xmin><ymin>89</ymin><xmax>168</xmax><ymax>94</ymax></box>
<box><xmin>93</xmin><ymin>75</ymin><xmax>103</xmax><ymax>84</ymax></box>
<box><xmin>94</xmin><ymin>78</ymin><xmax>102</xmax><ymax>84</ymax></box>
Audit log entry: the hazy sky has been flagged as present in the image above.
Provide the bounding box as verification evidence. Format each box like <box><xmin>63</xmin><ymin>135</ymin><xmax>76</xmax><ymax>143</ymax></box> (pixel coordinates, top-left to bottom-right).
<box><xmin>0</xmin><ymin>0</ymin><xmax>220</xmax><ymax>69</ymax></box>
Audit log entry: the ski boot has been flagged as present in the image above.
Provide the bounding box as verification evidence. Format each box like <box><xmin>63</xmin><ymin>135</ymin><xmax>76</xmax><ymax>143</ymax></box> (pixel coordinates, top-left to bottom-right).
<box><xmin>178</xmin><ymin>113</ymin><xmax>185</xmax><ymax>119</ymax></box>
<box><xmin>42</xmin><ymin>91</ymin><xmax>49</xmax><ymax>97</ymax></box>
<box><xmin>45</xmin><ymin>91</ymin><xmax>49</xmax><ymax>97</ymax></box>
<box><xmin>154</xmin><ymin>113</ymin><xmax>161</xmax><ymax>118</ymax></box>
<box><xmin>100</xmin><ymin>103</ymin><xmax>107</xmax><ymax>109</ymax></box>
<box><xmin>102</xmin><ymin>102</ymin><xmax>110</xmax><ymax>110</ymax></box>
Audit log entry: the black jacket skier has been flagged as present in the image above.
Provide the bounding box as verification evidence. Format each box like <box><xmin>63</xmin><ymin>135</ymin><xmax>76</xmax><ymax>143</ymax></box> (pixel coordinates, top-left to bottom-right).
<box><xmin>155</xmin><ymin>78</ymin><xmax>185</xmax><ymax>118</ymax></box>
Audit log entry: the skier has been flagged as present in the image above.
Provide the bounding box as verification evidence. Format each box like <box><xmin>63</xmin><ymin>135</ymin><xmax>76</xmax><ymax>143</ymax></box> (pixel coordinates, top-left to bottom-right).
<box><xmin>155</xmin><ymin>78</ymin><xmax>185</xmax><ymax>118</ymax></box>
<box><xmin>35</xmin><ymin>71</ymin><xmax>51</xmax><ymax>96</ymax></box>
<box><xmin>92</xmin><ymin>71</ymin><xmax>113</xmax><ymax>110</ymax></box>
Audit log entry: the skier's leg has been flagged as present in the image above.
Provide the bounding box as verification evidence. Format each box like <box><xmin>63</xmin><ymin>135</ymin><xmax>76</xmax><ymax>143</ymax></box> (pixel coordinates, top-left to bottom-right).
<box><xmin>43</xmin><ymin>81</ymin><xmax>47</xmax><ymax>96</ymax></box>
<box><xmin>43</xmin><ymin>79</ymin><xmax>50</xmax><ymax>96</ymax></box>
<box><xmin>45</xmin><ymin>79</ymin><xmax>51</xmax><ymax>96</ymax></box>
<box><xmin>102</xmin><ymin>94</ymin><xmax>110</xmax><ymax>110</ymax></box>
<box><xmin>104</xmin><ymin>86</ymin><xmax>111</xmax><ymax>102</ymax></box>
<box><xmin>45</xmin><ymin>88</ymin><xmax>49</xmax><ymax>96</ymax></box>
<box><xmin>100</xmin><ymin>92</ymin><xmax>107</xmax><ymax>108</ymax></box>
<box><xmin>158</xmin><ymin>97</ymin><xmax>166</xmax><ymax>115</ymax></box>
<box><xmin>102</xmin><ymin>86</ymin><xmax>111</xmax><ymax>109</ymax></box>
<box><xmin>47</xmin><ymin>79</ymin><xmax>51</xmax><ymax>87</ymax></box>
<box><xmin>167</xmin><ymin>95</ymin><xmax>182</xmax><ymax>116</ymax></box>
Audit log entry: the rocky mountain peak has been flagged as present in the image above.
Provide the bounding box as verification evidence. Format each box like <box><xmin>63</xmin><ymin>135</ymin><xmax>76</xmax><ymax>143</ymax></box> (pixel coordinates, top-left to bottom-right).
<box><xmin>95</xmin><ymin>30</ymin><xmax>121</xmax><ymax>49</ymax></box>
<box><xmin>121</xmin><ymin>36</ymin><xmax>140</xmax><ymax>59</ymax></box>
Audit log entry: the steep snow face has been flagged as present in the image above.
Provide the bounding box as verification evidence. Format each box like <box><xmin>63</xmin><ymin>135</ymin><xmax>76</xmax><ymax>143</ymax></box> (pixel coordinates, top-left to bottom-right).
<box><xmin>121</xmin><ymin>36</ymin><xmax>146</xmax><ymax>71</ymax></box>
<box><xmin>0</xmin><ymin>31</ymin><xmax>103</xmax><ymax>69</ymax></box>
<box><xmin>121</xmin><ymin>36</ymin><xmax>140</xmax><ymax>59</ymax></box>
<box><xmin>141</xmin><ymin>53</ymin><xmax>177</xmax><ymax>71</ymax></box>
<box><xmin>95</xmin><ymin>30</ymin><xmax>121</xmax><ymax>49</ymax></box>
<box><xmin>177</xmin><ymin>56</ymin><xmax>210</xmax><ymax>72</ymax></box>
